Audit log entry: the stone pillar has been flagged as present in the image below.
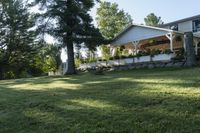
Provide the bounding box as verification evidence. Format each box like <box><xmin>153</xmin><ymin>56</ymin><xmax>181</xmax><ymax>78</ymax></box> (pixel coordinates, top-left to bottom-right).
<box><xmin>184</xmin><ymin>32</ymin><xmax>196</xmax><ymax>66</ymax></box>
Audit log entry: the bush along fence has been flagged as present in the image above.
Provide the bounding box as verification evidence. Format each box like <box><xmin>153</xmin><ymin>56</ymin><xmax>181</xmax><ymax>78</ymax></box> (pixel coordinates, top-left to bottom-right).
<box><xmin>78</xmin><ymin>51</ymin><xmax>187</xmax><ymax>71</ymax></box>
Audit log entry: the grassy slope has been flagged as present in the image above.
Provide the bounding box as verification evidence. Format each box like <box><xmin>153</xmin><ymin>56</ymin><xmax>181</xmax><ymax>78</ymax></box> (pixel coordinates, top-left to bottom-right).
<box><xmin>0</xmin><ymin>68</ymin><xmax>200</xmax><ymax>133</ymax></box>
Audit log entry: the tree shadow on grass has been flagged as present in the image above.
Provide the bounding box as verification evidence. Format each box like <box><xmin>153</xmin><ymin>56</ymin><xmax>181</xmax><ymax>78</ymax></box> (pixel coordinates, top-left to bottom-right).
<box><xmin>1</xmin><ymin>68</ymin><xmax>200</xmax><ymax>132</ymax></box>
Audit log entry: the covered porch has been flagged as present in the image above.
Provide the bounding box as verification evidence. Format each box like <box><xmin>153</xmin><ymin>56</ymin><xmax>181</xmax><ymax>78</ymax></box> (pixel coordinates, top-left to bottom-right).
<box><xmin>109</xmin><ymin>24</ymin><xmax>200</xmax><ymax>63</ymax></box>
<box><xmin>79</xmin><ymin>24</ymin><xmax>200</xmax><ymax>70</ymax></box>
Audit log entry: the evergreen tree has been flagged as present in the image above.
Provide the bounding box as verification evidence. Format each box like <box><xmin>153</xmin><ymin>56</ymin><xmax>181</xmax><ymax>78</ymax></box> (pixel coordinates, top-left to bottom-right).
<box><xmin>144</xmin><ymin>13</ymin><xmax>164</xmax><ymax>27</ymax></box>
<box><xmin>96</xmin><ymin>1</ymin><xmax>132</xmax><ymax>39</ymax></box>
<box><xmin>32</xmin><ymin>0</ymin><xmax>104</xmax><ymax>74</ymax></box>
<box><xmin>0</xmin><ymin>0</ymin><xmax>40</xmax><ymax>79</ymax></box>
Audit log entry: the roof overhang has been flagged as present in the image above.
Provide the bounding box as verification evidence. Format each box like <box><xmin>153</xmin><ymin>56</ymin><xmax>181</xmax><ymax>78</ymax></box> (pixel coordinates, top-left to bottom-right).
<box><xmin>160</xmin><ymin>14</ymin><xmax>200</xmax><ymax>27</ymax></box>
<box><xmin>111</xmin><ymin>24</ymin><xmax>179</xmax><ymax>46</ymax></box>
<box><xmin>111</xmin><ymin>24</ymin><xmax>200</xmax><ymax>46</ymax></box>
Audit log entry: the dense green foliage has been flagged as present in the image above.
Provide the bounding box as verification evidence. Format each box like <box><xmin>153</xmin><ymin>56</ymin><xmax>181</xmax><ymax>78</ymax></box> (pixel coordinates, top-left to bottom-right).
<box><xmin>96</xmin><ymin>1</ymin><xmax>132</xmax><ymax>39</ymax></box>
<box><xmin>1</xmin><ymin>68</ymin><xmax>200</xmax><ymax>132</ymax></box>
<box><xmin>0</xmin><ymin>0</ymin><xmax>41</xmax><ymax>79</ymax></box>
<box><xmin>30</xmin><ymin>44</ymin><xmax>62</xmax><ymax>76</ymax></box>
<box><xmin>101</xmin><ymin>45</ymin><xmax>111</xmax><ymax>61</ymax></box>
<box><xmin>32</xmin><ymin>0</ymin><xmax>104</xmax><ymax>74</ymax></box>
<box><xmin>0</xmin><ymin>0</ymin><xmax>62</xmax><ymax>79</ymax></box>
<box><xmin>144</xmin><ymin>13</ymin><xmax>164</xmax><ymax>27</ymax></box>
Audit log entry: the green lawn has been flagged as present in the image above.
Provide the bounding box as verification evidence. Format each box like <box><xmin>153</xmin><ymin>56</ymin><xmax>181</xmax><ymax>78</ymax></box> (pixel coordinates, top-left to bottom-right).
<box><xmin>1</xmin><ymin>68</ymin><xmax>200</xmax><ymax>133</ymax></box>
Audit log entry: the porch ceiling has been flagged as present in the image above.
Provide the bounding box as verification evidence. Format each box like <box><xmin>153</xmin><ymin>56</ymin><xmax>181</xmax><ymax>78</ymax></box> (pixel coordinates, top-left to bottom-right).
<box><xmin>110</xmin><ymin>36</ymin><xmax>170</xmax><ymax>49</ymax></box>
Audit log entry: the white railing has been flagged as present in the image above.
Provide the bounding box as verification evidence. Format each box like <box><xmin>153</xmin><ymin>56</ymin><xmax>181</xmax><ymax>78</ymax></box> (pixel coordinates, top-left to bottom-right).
<box><xmin>79</xmin><ymin>53</ymin><xmax>175</xmax><ymax>69</ymax></box>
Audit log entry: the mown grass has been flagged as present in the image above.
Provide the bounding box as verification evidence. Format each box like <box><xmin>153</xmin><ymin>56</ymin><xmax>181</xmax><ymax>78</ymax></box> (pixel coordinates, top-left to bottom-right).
<box><xmin>0</xmin><ymin>68</ymin><xmax>200</xmax><ymax>133</ymax></box>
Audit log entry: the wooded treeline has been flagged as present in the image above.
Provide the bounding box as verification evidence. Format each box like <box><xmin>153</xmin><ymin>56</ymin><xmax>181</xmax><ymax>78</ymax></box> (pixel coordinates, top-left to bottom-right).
<box><xmin>0</xmin><ymin>0</ymin><xmax>163</xmax><ymax>79</ymax></box>
<box><xmin>0</xmin><ymin>0</ymin><xmax>62</xmax><ymax>79</ymax></box>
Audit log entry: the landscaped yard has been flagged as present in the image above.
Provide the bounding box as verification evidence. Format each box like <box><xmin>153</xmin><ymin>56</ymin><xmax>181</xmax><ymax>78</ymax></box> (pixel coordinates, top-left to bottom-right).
<box><xmin>1</xmin><ymin>68</ymin><xmax>200</xmax><ymax>133</ymax></box>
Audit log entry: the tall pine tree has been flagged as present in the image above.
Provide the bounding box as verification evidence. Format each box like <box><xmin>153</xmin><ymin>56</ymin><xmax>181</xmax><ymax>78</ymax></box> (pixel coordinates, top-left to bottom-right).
<box><xmin>0</xmin><ymin>0</ymin><xmax>39</xmax><ymax>79</ymax></box>
<box><xmin>32</xmin><ymin>0</ymin><xmax>103</xmax><ymax>74</ymax></box>
<box><xmin>144</xmin><ymin>13</ymin><xmax>164</xmax><ymax>27</ymax></box>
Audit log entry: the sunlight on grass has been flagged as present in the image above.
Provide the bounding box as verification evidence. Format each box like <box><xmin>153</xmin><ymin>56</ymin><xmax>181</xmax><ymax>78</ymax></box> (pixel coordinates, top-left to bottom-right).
<box><xmin>4</xmin><ymin>80</ymin><xmax>81</xmax><ymax>91</ymax></box>
<box><xmin>1</xmin><ymin>68</ymin><xmax>200</xmax><ymax>132</ymax></box>
<box><xmin>56</xmin><ymin>99</ymin><xmax>119</xmax><ymax>111</ymax></box>
<box><xmin>70</xmin><ymin>99</ymin><xmax>118</xmax><ymax>109</ymax></box>
<box><xmin>24</xmin><ymin>108</ymin><xmax>64</xmax><ymax>124</ymax></box>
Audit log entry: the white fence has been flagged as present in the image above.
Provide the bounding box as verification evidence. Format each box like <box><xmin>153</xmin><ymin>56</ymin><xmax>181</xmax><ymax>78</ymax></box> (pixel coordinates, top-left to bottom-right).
<box><xmin>79</xmin><ymin>53</ymin><xmax>175</xmax><ymax>69</ymax></box>
<box><xmin>48</xmin><ymin>71</ymin><xmax>63</xmax><ymax>76</ymax></box>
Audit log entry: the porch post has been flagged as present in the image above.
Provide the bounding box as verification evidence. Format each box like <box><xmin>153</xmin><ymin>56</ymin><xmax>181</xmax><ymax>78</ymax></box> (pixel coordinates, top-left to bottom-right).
<box><xmin>110</xmin><ymin>46</ymin><xmax>115</xmax><ymax>57</ymax></box>
<box><xmin>166</xmin><ymin>33</ymin><xmax>175</xmax><ymax>52</ymax></box>
<box><xmin>132</xmin><ymin>41</ymin><xmax>139</xmax><ymax>55</ymax></box>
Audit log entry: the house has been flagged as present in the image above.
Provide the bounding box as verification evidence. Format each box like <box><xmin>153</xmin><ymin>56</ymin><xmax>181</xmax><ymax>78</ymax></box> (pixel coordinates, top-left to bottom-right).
<box><xmin>65</xmin><ymin>15</ymin><xmax>200</xmax><ymax>72</ymax></box>
<box><xmin>109</xmin><ymin>15</ymin><xmax>200</xmax><ymax>62</ymax></box>
<box><xmin>160</xmin><ymin>14</ymin><xmax>200</xmax><ymax>36</ymax></box>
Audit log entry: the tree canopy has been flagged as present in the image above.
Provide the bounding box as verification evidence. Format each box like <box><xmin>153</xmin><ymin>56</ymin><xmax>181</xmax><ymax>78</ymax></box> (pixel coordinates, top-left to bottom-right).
<box><xmin>0</xmin><ymin>0</ymin><xmax>63</xmax><ymax>79</ymax></box>
<box><xmin>32</xmin><ymin>0</ymin><xmax>104</xmax><ymax>74</ymax></box>
<box><xmin>30</xmin><ymin>44</ymin><xmax>62</xmax><ymax>76</ymax></box>
<box><xmin>0</xmin><ymin>0</ymin><xmax>41</xmax><ymax>79</ymax></box>
<box><xmin>96</xmin><ymin>1</ymin><xmax>132</xmax><ymax>40</ymax></box>
<box><xmin>144</xmin><ymin>13</ymin><xmax>164</xmax><ymax>27</ymax></box>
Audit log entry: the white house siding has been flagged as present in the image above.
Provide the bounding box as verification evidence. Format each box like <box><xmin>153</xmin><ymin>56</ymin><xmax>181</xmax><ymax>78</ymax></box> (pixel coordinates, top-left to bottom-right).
<box><xmin>178</xmin><ymin>21</ymin><xmax>193</xmax><ymax>32</ymax></box>
<box><xmin>112</xmin><ymin>26</ymin><xmax>168</xmax><ymax>45</ymax></box>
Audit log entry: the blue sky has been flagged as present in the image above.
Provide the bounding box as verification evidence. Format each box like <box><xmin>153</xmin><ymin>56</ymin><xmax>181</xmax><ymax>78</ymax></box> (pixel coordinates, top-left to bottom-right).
<box><xmin>90</xmin><ymin>0</ymin><xmax>200</xmax><ymax>25</ymax></box>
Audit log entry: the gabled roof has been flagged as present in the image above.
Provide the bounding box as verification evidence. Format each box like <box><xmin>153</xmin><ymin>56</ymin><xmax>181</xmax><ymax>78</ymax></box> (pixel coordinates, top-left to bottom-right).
<box><xmin>160</xmin><ymin>14</ymin><xmax>200</xmax><ymax>27</ymax></box>
<box><xmin>112</xmin><ymin>24</ymin><xmax>177</xmax><ymax>42</ymax></box>
<box><xmin>112</xmin><ymin>23</ymin><xmax>200</xmax><ymax>45</ymax></box>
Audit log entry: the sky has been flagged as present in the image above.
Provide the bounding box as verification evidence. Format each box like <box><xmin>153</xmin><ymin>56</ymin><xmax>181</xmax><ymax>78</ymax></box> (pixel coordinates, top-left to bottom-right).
<box><xmin>90</xmin><ymin>0</ymin><xmax>200</xmax><ymax>25</ymax></box>
<box><xmin>65</xmin><ymin>0</ymin><xmax>200</xmax><ymax>62</ymax></box>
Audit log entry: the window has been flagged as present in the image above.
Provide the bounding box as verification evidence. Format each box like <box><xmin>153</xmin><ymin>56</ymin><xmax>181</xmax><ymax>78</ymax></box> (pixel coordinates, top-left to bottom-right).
<box><xmin>170</xmin><ymin>24</ymin><xmax>178</xmax><ymax>31</ymax></box>
<box><xmin>193</xmin><ymin>19</ymin><xmax>200</xmax><ymax>32</ymax></box>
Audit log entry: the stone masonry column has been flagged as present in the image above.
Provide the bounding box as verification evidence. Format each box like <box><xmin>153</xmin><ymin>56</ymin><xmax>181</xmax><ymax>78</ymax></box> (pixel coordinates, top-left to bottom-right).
<box><xmin>184</xmin><ymin>32</ymin><xmax>196</xmax><ymax>66</ymax></box>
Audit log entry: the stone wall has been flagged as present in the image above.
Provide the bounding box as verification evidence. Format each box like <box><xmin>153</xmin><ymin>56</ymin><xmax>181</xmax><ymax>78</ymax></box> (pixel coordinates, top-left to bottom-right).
<box><xmin>111</xmin><ymin>61</ymin><xmax>186</xmax><ymax>71</ymax></box>
<box><xmin>78</xmin><ymin>60</ymin><xmax>186</xmax><ymax>72</ymax></box>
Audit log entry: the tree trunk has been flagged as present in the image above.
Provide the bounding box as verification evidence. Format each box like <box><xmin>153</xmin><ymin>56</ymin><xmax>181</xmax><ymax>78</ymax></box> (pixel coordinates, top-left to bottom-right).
<box><xmin>65</xmin><ymin>40</ymin><xmax>76</xmax><ymax>75</ymax></box>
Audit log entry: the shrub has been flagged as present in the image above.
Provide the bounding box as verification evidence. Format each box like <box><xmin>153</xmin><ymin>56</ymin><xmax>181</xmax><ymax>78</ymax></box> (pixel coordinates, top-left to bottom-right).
<box><xmin>171</xmin><ymin>55</ymin><xmax>185</xmax><ymax>61</ymax></box>
<box><xmin>163</xmin><ymin>49</ymin><xmax>173</xmax><ymax>54</ymax></box>
<box><xmin>3</xmin><ymin>71</ymin><xmax>16</xmax><ymax>79</ymax></box>
<box><xmin>150</xmin><ymin>49</ymin><xmax>162</xmax><ymax>57</ymax></box>
<box><xmin>89</xmin><ymin>58</ymin><xmax>97</xmax><ymax>63</ymax></box>
<box><xmin>120</xmin><ymin>46</ymin><xmax>125</xmax><ymax>52</ymax></box>
<box><xmin>18</xmin><ymin>71</ymin><xmax>32</xmax><ymax>78</ymax></box>
<box><xmin>121</xmin><ymin>55</ymin><xmax>127</xmax><ymax>59</ymax></box>
<box><xmin>109</xmin><ymin>57</ymin><xmax>114</xmax><ymax>60</ymax></box>
<box><xmin>128</xmin><ymin>54</ymin><xmax>134</xmax><ymax>58</ymax></box>
<box><xmin>94</xmin><ymin>67</ymin><xmax>105</xmax><ymax>75</ymax></box>
<box><xmin>176</xmin><ymin>48</ymin><xmax>185</xmax><ymax>57</ymax></box>
<box><xmin>75</xmin><ymin>58</ymin><xmax>82</xmax><ymax>67</ymax></box>
<box><xmin>198</xmin><ymin>42</ymin><xmax>200</xmax><ymax>47</ymax></box>
<box><xmin>101</xmin><ymin>45</ymin><xmax>111</xmax><ymax>62</ymax></box>
<box><xmin>114</xmin><ymin>55</ymin><xmax>120</xmax><ymax>60</ymax></box>
<box><xmin>175</xmin><ymin>35</ymin><xmax>182</xmax><ymax>42</ymax></box>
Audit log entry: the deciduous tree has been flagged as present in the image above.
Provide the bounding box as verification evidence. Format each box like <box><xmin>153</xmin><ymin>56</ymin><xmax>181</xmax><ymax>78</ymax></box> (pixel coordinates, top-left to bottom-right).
<box><xmin>96</xmin><ymin>1</ymin><xmax>132</xmax><ymax>39</ymax></box>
